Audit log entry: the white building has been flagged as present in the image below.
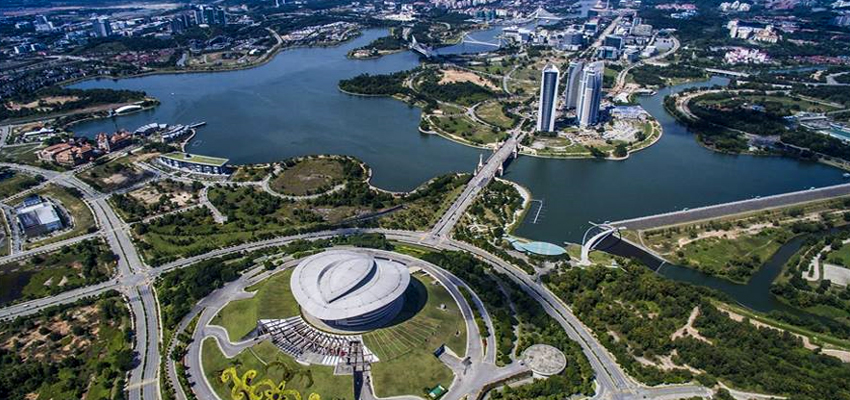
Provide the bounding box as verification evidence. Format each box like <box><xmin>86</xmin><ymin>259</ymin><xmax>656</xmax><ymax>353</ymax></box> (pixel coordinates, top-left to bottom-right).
<box><xmin>290</xmin><ymin>250</ymin><xmax>411</xmax><ymax>331</ymax></box>
<box><xmin>576</xmin><ymin>62</ymin><xmax>604</xmax><ymax>128</ymax></box>
<box><xmin>564</xmin><ymin>61</ymin><xmax>585</xmax><ymax>110</ymax></box>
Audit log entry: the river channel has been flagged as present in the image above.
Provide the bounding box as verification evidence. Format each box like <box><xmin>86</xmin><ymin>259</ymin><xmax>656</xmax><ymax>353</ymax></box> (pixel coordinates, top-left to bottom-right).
<box><xmin>67</xmin><ymin>26</ymin><xmax>847</xmax><ymax>315</ymax></box>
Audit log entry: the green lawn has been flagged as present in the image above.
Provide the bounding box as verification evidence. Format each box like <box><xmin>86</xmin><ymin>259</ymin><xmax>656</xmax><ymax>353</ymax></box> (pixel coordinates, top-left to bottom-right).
<box><xmin>363</xmin><ymin>273</ymin><xmax>466</xmax><ymax>398</ymax></box>
<box><xmin>201</xmin><ymin>338</ymin><xmax>353</xmax><ymax>400</ymax></box>
<box><xmin>827</xmin><ymin>243</ymin><xmax>850</xmax><ymax>267</ymax></box>
<box><xmin>22</xmin><ymin>184</ymin><xmax>96</xmax><ymax>249</ymax></box>
<box><xmin>476</xmin><ymin>101</ymin><xmax>515</xmax><ymax>129</ymax></box>
<box><xmin>211</xmin><ymin>268</ymin><xmax>300</xmax><ymax>341</ymax></box>
<box><xmin>674</xmin><ymin>228</ymin><xmax>791</xmax><ymax>283</ymax></box>
<box><xmin>431</xmin><ymin>115</ymin><xmax>505</xmax><ymax>145</ymax></box>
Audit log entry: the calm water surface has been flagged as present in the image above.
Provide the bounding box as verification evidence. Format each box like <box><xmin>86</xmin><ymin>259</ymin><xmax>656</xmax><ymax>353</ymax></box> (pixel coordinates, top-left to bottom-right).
<box><xmin>70</xmin><ymin>30</ymin><xmax>845</xmax><ymax>246</ymax></box>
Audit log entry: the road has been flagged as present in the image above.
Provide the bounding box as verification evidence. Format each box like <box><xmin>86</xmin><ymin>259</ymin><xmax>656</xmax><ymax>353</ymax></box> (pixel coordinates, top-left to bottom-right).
<box><xmin>0</xmin><ymin>162</ymin><xmax>161</xmax><ymax>400</ymax></box>
<box><xmin>612</xmin><ymin>36</ymin><xmax>680</xmax><ymax>94</ymax></box>
<box><xmin>429</xmin><ymin>126</ymin><xmax>525</xmax><ymax>239</ymax></box>
<box><xmin>612</xmin><ymin>182</ymin><xmax>850</xmax><ymax>231</ymax></box>
<box><xmin>581</xmin><ymin>16</ymin><xmax>624</xmax><ymax>59</ymax></box>
<box><xmin>0</xmin><ymin>156</ymin><xmax>713</xmax><ymax>400</ymax></box>
<box><xmin>826</xmin><ymin>71</ymin><xmax>850</xmax><ymax>86</ymax></box>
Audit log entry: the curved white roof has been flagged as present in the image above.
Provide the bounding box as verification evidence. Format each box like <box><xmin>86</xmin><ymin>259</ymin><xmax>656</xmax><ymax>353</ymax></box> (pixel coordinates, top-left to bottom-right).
<box><xmin>290</xmin><ymin>250</ymin><xmax>410</xmax><ymax>321</ymax></box>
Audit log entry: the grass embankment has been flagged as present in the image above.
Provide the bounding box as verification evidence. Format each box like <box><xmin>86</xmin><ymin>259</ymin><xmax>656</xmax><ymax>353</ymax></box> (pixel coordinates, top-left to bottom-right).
<box><xmin>211</xmin><ymin>268</ymin><xmax>299</xmax><ymax>341</ymax></box>
<box><xmin>363</xmin><ymin>273</ymin><xmax>466</xmax><ymax>398</ymax></box>
<box><xmin>202</xmin><ymin>339</ymin><xmax>352</xmax><ymax>400</ymax></box>
<box><xmin>22</xmin><ymin>184</ymin><xmax>95</xmax><ymax>250</ymax></box>
<box><xmin>429</xmin><ymin>114</ymin><xmax>506</xmax><ymax>146</ymax></box>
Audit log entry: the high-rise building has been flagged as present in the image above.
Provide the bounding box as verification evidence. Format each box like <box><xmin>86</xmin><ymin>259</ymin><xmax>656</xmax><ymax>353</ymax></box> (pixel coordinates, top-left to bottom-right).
<box><xmin>576</xmin><ymin>62</ymin><xmax>604</xmax><ymax>128</ymax></box>
<box><xmin>193</xmin><ymin>5</ymin><xmax>227</xmax><ymax>25</ymax></box>
<box><xmin>91</xmin><ymin>16</ymin><xmax>112</xmax><ymax>38</ymax></box>
<box><xmin>604</xmin><ymin>35</ymin><xmax>624</xmax><ymax>49</ymax></box>
<box><xmin>536</xmin><ymin>64</ymin><xmax>560</xmax><ymax>132</ymax></box>
<box><xmin>563</xmin><ymin>61</ymin><xmax>585</xmax><ymax>110</ymax></box>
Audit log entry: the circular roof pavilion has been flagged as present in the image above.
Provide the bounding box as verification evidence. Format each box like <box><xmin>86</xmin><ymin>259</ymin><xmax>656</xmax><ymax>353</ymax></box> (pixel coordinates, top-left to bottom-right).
<box><xmin>290</xmin><ymin>250</ymin><xmax>410</xmax><ymax>331</ymax></box>
<box><xmin>521</xmin><ymin>344</ymin><xmax>567</xmax><ymax>378</ymax></box>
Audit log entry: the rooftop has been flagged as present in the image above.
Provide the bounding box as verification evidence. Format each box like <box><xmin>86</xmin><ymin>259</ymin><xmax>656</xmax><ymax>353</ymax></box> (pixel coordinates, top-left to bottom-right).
<box><xmin>290</xmin><ymin>250</ymin><xmax>410</xmax><ymax>322</ymax></box>
<box><xmin>161</xmin><ymin>152</ymin><xmax>229</xmax><ymax>167</ymax></box>
<box><xmin>17</xmin><ymin>201</ymin><xmax>61</xmax><ymax>228</ymax></box>
<box><xmin>521</xmin><ymin>344</ymin><xmax>567</xmax><ymax>376</ymax></box>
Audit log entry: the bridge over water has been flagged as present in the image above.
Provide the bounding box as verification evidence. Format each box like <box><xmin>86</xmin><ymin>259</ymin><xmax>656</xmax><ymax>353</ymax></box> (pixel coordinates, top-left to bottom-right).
<box><xmin>430</xmin><ymin>127</ymin><xmax>526</xmax><ymax>238</ymax></box>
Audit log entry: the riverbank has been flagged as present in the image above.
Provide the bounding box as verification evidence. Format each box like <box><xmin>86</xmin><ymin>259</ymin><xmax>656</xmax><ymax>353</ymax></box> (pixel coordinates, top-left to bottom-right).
<box><xmin>58</xmin><ymin>28</ymin><xmax>363</xmax><ymax>93</ymax></box>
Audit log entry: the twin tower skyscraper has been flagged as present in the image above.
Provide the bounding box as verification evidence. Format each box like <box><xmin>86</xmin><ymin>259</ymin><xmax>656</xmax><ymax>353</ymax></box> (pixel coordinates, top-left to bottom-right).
<box><xmin>536</xmin><ymin>61</ymin><xmax>604</xmax><ymax>132</ymax></box>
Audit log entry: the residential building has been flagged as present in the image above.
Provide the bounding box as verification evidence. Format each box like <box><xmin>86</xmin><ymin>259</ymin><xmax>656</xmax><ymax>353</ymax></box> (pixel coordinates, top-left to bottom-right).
<box><xmin>576</xmin><ymin>62</ymin><xmax>604</xmax><ymax>128</ymax></box>
<box><xmin>536</xmin><ymin>64</ymin><xmax>560</xmax><ymax>132</ymax></box>
<box><xmin>96</xmin><ymin>131</ymin><xmax>132</xmax><ymax>153</ymax></box>
<box><xmin>38</xmin><ymin>142</ymin><xmax>94</xmax><ymax>166</ymax></box>
<box><xmin>564</xmin><ymin>61</ymin><xmax>585</xmax><ymax>110</ymax></box>
<box><xmin>91</xmin><ymin>16</ymin><xmax>113</xmax><ymax>38</ymax></box>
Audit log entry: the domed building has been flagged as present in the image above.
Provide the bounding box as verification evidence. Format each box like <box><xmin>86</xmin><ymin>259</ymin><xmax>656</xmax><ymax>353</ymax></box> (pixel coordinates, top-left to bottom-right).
<box><xmin>290</xmin><ymin>250</ymin><xmax>410</xmax><ymax>331</ymax></box>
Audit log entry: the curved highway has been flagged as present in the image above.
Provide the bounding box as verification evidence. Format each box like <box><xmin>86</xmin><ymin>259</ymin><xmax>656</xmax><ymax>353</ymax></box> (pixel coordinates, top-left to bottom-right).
<box><xmin>0</xmin><ymin>159</ymin><xmax>714</xmax><ymax>400</ymax></box>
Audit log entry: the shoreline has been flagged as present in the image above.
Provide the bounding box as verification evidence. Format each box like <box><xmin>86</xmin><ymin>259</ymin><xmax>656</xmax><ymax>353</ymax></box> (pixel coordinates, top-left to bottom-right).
<box><xmin>59</xmin><ymin>29</ymin><xmax>367</xmax><ymax>89</ymax></box>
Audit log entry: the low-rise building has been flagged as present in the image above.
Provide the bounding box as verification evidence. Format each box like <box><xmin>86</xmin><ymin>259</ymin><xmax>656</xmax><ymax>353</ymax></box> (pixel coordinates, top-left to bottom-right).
<box><xmin>159</xmin><ymin>152</ymin><xmax>230</xmax><ymax>175</ymax></box>
<box><xmin>96</xmin><ymin>130</ymin><xmax>132</xmax><ymax>153</ymax></box>
<box><xmin>16</xmin><ymin>196</ymin><xmax>63</xmax><ymax>237</ymax></box>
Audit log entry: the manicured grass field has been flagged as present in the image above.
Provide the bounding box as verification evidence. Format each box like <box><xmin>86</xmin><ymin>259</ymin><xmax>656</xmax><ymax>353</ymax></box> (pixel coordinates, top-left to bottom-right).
<box><xmin>431</xmin><ymin>114</ymin><xmax>505</xmax><ymax>145</ymax></box>
<box><xmin>476</xmin><ymin>101</ymin><xmax>515</xmax><ymax>129</ymax></box>
<box><xmin>270</xmin><ymin>158</ymin><xmax>348</xmax><ymax>196</ymax></box>
<box><xmin>202</xmin><ymin>338</ymin><xmax>353</xmax><ymax>400</ymax></box>
<box><xmin>23</xmin><ymin>184</ymin><xmax>96</xmax><ymax>249</ymax></box>
<box><xmin>363</xmin><ymin>273</ymin><xmax>466</xmax><ymax>398</ymax></box>
<box><xmin>211</xmin><ymin>268</ymin><xmax>300</xmax><ymax>341</ymax></box>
